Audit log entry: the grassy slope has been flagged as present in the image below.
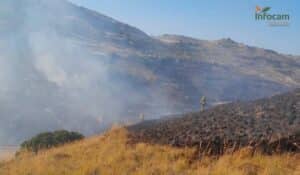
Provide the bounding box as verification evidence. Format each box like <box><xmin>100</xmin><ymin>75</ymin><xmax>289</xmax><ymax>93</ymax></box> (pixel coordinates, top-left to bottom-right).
<box><xmin>0</xmin><ymin>128</ymin><xmax>299</xmax><ymax>175</ymax></box>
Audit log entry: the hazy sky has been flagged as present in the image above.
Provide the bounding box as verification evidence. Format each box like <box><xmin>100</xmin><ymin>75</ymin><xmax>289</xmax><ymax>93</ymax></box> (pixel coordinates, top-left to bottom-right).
<box><xmin>63</xmin><ymin>1</ymin><xmax>300</xmax><ymax>54</ymax></box>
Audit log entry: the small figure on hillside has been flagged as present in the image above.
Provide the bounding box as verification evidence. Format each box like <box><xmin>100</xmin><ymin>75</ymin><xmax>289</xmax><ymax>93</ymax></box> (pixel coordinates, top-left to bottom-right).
<box><xmin>139</xmin><ymin>113</ymin><xmax>145</xmax><ymax>122</ymax></box>
<box><xmin>200</xmin><ymin>96</ymin><xmax>207</xmax><ymax>112</ymax></box>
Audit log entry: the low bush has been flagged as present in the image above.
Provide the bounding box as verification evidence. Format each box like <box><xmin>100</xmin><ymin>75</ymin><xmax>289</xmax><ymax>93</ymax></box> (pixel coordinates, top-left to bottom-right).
<box><xmin>21</xmin><ymin>130</ymin><xmax>84</xmax><ymax>153</ymax></box>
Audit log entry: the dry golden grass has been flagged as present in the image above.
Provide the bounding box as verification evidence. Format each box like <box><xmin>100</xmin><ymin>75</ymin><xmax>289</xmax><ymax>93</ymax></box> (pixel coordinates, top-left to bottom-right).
<box><xmin>0</xmin><ymin>127</ymin><xmax>299</xmax><ymax>175</ymax></box>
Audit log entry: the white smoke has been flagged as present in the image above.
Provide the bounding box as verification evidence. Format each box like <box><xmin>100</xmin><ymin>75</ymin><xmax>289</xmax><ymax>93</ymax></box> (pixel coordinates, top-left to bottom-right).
<box><xmin>0</xmin><ymin>0</ymin><xmax>180</xmax><ymax>145</ymax></box>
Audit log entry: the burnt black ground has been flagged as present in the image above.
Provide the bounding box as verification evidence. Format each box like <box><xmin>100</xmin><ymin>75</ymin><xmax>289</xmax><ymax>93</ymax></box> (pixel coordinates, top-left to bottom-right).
<box><xmin>128</xmin><ymin>89</ymin><xmax>300</xmax><ymax>155</ymax></box>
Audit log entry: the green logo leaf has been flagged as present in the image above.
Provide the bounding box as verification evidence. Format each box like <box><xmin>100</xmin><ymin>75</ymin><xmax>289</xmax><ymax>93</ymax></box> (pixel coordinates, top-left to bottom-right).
<box><xmin>262</xmin><ymin>7</ymin><xmax>271</xmax><ymax>13</ymax></box>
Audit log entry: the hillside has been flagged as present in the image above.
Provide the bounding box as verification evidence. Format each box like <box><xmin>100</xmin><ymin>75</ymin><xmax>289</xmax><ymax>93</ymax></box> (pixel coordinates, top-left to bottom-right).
<box><xmin>128</xmin><ymin>89</ymin><xmax>300</xmax><ymax>155</ymax></box>
<box><xmin>0</xmin><ymin>0</ymin><xmax>299</xmax><ymax>145</ymax></box>
<box><xmin>0</xmin><ymin>128</ymin><xmax>299</xmax><ymax>175</ymax></box>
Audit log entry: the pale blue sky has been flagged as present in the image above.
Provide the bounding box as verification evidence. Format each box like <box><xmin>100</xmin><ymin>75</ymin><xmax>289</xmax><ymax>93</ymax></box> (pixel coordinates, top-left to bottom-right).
<box><xmin>69</xmin><ymin>0</ymin><xmax>300</xmax><ymax>55</ymax></box>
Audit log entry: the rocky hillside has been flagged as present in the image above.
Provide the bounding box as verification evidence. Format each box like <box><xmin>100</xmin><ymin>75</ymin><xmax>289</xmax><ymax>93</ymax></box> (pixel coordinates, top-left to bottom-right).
<box><xmin>128</xmin><ymin>89</ymin><xmax>300</xmax><ymax>155</ymax></box>
<box><xmin>0</xmin><ymin>0</ymin><xmax>299</xmax><ymax>144</ymax></box>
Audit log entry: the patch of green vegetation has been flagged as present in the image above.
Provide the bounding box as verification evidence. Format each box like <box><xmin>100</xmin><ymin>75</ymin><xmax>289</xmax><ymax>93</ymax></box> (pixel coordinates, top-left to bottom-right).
<box><xmin>20</xmin><ymin>130</ymin><xmax>84</xmax><ymax>153</ymax></box>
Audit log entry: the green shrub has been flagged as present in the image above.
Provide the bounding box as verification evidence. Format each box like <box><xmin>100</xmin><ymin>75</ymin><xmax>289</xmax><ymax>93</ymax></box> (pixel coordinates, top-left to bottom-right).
<box><xmin>21</xmin><ymin>130</ymin><xmax>84</xmax><ymax>153</ymax></box>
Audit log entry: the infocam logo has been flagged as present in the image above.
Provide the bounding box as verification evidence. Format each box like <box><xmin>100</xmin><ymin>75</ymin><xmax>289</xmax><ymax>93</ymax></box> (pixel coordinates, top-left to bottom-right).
<box><xmin>255</xmin><ymin>6</ymin><xmax>290</xmax><ymax>26</ymax></box>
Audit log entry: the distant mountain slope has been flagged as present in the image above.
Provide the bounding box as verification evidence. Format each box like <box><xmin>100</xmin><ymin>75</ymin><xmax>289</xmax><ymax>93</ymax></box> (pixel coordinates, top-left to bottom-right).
<box><xmin>0</xmin><ymin>0</ymin><xmax>299</xmax><ymax>144</ymax></box>
<box><xmin>128</xmin><ymin>89</ymin><xmax>300</xmax><ymax>155</ymax></box>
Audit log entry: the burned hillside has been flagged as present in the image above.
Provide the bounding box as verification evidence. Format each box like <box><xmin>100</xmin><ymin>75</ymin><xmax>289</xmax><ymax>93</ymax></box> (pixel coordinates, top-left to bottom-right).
<box><xmin>128</xmin><ymin>89</ymin><xmax>300</xmax><ymax>155</ymax></box>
